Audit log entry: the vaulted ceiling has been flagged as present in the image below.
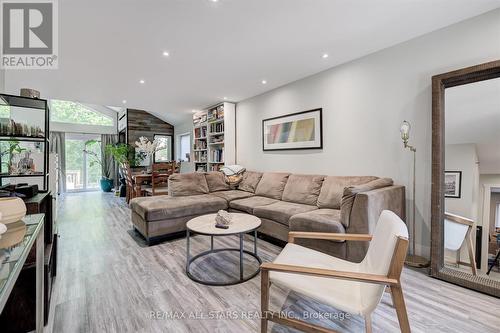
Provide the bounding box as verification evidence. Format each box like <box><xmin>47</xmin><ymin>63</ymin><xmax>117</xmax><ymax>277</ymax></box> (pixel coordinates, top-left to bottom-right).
<box><xmin>5</xmin><ymin>0</ymin><xmax>500</xmax><ymax>124</ymax></box>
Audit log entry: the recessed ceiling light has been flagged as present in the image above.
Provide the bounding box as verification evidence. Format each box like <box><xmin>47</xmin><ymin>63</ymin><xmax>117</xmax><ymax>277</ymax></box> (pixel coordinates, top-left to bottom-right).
<box><xmin>223</xmin><ymin>97</ymin><xmax>228</xmax><ymax>100</ymax></box>
<box><xmin>122</xmin><ymin>100</ymin><xmax>127</xmax><ymax>104</ymax></box>
<box><xmin>139</xmin><ymin>79</ymin><xmax>145</xmax><ymax>84</ymax></box>
<box><xmin>261</xmin><ymin>80</ymin><xmax>267</xmax><ymax>85</ymax></box>
<box><xmin>211</xmin><ymin>0</ymin><xmax>218</xmax><ymax>2</ymax></box>
<box><xmin>322</xmin><ymin>53</ymin><xmax>329</xmax><ymax>59</ymax></box>
<box><xmin>163</xmin><ymin>51</ymin><xmax>169</xmax><ymax>57</ymax></box>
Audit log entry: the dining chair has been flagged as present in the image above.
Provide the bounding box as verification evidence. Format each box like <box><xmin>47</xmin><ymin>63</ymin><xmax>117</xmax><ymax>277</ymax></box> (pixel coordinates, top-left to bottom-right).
<box><xmin>144</xmin><ymin>162</ymin><xmax>171</xmax><ymax>196</ymax></box>
<box><xmin>444</xmin><ymin>212</ymin><xmax>477</xmax><ymax>276</ymax></box>
<box><xmin>121</xmin><ymin>162</ymin><xmax>135</xmax><ymax>203</ymax></box>
<box><xmin>261</xmin><ymin>210</ymin><xmax>410</xmax><ymax>333</ymax></box>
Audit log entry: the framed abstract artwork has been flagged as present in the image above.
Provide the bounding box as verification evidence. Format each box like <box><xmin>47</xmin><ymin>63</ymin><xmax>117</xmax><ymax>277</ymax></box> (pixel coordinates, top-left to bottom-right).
<box><xmin>444</xmin><ymin>171</ymin><xmax>462</xmax><ymax>198</ymax></box>
<box><xmin>262</xmin><ymin>108</ymin><xmax>323</xmax><ymax>151</ymax></box>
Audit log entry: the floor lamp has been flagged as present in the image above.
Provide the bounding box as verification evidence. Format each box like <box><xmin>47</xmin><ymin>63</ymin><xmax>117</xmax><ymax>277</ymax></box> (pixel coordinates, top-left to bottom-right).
<box><xmin>400</xmin><ymin>120</ymin><xmax>429</xmax><ymax>268</ymax></box>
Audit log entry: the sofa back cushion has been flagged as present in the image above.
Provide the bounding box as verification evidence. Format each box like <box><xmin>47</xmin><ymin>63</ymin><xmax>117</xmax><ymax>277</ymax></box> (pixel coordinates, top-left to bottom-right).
<box><xmin>238</xmin><ymin>171</ymin><xmax>263</xmax><ymax>193</ymax></box>
<box><xmin>317</xmin><ymin>176</ymin><xmax>378</xmax><ymax>209</ymax></box>
<box><xmin>340</xmin><ymin>178</ymin><xmax>394</xmax><ymax>228</ymax></box>
<box><xmin>255</xmin><ymin>172</ymin><xmax>290</xmax><ymax>200</ymax></box>
<box><xmin>168</xmin><ymin>172</ymin><xmax>209</xmax><ymax>197</ymax></box>
<box><xmin>205</xmin><ymin>171</ymin><xmax>231</xmax><ymax>192</ymax></box>
<box><xmin>282</xmin><ymin>174</ymin><xmax>325</xmax><ymax>205</ymax></box>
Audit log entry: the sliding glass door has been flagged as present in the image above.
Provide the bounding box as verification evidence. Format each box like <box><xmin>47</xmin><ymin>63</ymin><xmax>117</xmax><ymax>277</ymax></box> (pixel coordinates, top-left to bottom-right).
<box><xmin>65</xmin><ymin>133</ymin><xmax>101</xmax><ymax>191</ymax></box>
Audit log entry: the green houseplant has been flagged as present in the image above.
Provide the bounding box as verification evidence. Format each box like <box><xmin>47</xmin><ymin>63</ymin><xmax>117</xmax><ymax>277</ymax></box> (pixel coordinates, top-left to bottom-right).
<box><xmin>83</xmin><ymin>140</ymin><xmax>114</xmax><ymax>192</ymax></box>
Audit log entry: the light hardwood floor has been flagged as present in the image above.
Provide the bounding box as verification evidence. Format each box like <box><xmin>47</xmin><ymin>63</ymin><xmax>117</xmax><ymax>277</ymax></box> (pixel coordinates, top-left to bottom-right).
<box><xmin>46</xmin><ymin>192</ymin><xmax>500</xmax><ymax>333</ymax></box>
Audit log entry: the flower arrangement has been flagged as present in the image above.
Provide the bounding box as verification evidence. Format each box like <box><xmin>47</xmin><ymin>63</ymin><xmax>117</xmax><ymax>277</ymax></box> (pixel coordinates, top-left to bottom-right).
<box><xmin>135</xmin><ymin>137</ymin><xmax>165</xmax><ymax>172</ymax></box>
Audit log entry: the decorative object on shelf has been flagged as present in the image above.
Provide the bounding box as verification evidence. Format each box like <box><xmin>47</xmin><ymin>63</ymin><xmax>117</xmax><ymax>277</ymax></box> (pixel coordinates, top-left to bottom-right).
<box><xmin>0</xmin><ymin>197</ymin><xmax>27</xmax><ymax>224</ymax></box>
<box><xmin>215</xmin><ymin>210</ymin><xmax>232</xmax><ymax>229</ymax></box>
<box><xmin>17</xmin><ymin>151</ymin><xmax>35</xmax><ymax>174</ymax></box>
<box><xmin>20</xmin><ymin>88</ymin><xmax>40</xmax><ymax>99</ymax></box>
<box><xmin>444</xmin><ymin>171</ymin><xmax>462</xmax><ymax>199</ymax></box>
<box><xmin>400</xmin><ymin>120</ymin><xmax>429</xmax><ymax>268</ymax></box>
<box><xmin>135</xmin><ymin>136</ymin><xmax>165</xmax><ymax>173</ymax></box>
<box><xmin>262</xmin><ymin>108</ymin><xmax>323</xmax><ymax>151</ymax></box>
<box><xmin>221</xmin><ymin>165</ymin><xmax>246</xmax><ymax>186</ymax></box>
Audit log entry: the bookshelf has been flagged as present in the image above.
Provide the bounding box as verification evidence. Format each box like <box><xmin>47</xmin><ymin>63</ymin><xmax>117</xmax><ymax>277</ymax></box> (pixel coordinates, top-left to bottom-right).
<box><xmin>192</xmin><ymin>102</ymin><xmax>235</xmax><ymax>172</ymax></box>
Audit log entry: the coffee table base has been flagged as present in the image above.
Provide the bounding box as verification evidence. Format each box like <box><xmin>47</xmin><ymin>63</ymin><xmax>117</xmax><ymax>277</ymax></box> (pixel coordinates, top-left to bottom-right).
<box><xmin>186</xmin><ymin>230</ymin><xmax>262</xmax><ymax>286</ymax></box>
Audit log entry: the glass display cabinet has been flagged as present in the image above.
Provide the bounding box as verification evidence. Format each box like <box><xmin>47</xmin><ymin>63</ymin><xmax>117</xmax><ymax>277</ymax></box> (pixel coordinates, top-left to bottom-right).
<box><xmin>0</xmin><ymin>94</ymin><xmax>49</xmax><ymax>191</ymax></box>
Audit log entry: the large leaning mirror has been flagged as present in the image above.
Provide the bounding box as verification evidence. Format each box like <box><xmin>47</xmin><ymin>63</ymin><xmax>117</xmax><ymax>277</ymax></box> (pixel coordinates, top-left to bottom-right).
<box><xmin>432</xmin><ymin>60</ymin><xmax>500</xmax><ymax>297</ymax></box>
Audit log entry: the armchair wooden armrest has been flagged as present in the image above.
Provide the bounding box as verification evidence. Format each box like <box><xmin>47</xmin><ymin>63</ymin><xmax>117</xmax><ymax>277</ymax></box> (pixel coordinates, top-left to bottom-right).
<box><xmin>288</xmin><ymin>231</ymin><xmax>372</xmax><ymax>243</ymax></box>
<box><xmin>260</xmin><ymin>262</ymin><xmax>397</xmax><ymax>286</ymax></box>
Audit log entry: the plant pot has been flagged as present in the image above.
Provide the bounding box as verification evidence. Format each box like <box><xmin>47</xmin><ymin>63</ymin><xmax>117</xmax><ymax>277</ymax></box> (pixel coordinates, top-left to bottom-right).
<box><xmin>100</xmin><ymin>178</ymin><xmax>114</xmax><ymax>192</ymax></box>
<box><xmin>0</xmin><ymin>197</ymin><xmax>27</xmax><ymax>225</ymax></box>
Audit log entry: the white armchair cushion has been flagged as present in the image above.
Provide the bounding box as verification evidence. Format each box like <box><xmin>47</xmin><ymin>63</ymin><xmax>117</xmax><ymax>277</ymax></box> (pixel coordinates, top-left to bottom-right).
<box><xmin>270</xmin><ymin>243</ymin><xmax>367</xmax><ymax>315</ymax></box>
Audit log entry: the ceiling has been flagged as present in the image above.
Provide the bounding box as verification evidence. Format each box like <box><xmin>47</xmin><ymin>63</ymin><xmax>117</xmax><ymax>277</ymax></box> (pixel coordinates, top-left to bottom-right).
<box><xmin>446</xmin><ymin>77</ymin><xmax>500</xmax><ymax>174</ymax></box>
<box><xmin>5</xmin><ymin>0</ymin><xmax>500</xmax><ymax>125</ymax></box>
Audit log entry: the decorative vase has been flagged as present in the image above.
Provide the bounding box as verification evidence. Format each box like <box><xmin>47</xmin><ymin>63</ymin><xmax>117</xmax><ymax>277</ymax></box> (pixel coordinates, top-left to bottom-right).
<box><xmin>0</xmin><ymin>197</ymin><xmax>27</xmax><ymax>224</ymax></box>
<box><xmin>100</xmin><ymin>178</ymin><xmax>114</xmax><ymax>192</ymax></box>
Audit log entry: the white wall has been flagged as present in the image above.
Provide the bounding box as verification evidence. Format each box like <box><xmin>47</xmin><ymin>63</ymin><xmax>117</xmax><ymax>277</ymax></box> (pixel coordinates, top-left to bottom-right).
<box><xmin>0</xmin><ymin>70</ymin><xmax>4</xmax><ymax>93</ymax></box>
<box><xmin>445</xmin><ymin>144</ymin><xmax>480</xmax><ymax>220</ymax></box>
<box><xmin>174</xmin><ymin>116</ymin><xmax>195</xmax><ymax>173</ymax></box>
<box><xmin>236</xmin><ymin>9</ymin><xmax>500</xmax><ymax>257</ymax></box>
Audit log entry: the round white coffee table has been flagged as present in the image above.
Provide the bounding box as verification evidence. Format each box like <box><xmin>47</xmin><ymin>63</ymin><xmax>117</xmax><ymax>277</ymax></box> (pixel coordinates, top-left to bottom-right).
<box><xmin>186</xmin><ymin>213</ymin><xmax>262</xmax><ymax>286</ymax></box>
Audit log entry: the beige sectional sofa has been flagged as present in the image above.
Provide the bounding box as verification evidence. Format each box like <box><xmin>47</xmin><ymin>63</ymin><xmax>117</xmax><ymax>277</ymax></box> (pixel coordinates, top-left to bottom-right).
<box><xmin>129</xmin><ymin>171</ymin><xmax>405</xmax><ymax>262</ymax></box>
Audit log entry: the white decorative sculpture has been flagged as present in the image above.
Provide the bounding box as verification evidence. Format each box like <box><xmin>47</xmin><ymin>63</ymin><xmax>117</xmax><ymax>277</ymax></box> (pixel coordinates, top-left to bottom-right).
<box><xmin>215</xmin><ymin>210</ymin><xmax>232</xmax><ymax>228</ymax></box>
<box><xmin>0</xmin><ymin>212</ymin><xmax>6</xmax><ymax>239</ymax></box>
<box><xmin>0</xmin><ymin>197</ymin><xmax>27</xmax><ymax>225</ymax></box>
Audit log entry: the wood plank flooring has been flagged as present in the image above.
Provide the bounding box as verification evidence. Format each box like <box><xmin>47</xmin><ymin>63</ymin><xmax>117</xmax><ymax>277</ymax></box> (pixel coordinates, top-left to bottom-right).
<box><xmin>46</xmin><ymin>192</ymin><xmax>500</xmax><ymax>333</ymax></box>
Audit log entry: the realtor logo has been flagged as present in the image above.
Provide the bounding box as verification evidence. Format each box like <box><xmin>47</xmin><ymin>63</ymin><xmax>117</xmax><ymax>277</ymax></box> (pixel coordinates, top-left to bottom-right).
<box><xmin>1</xmin><ymin>0</ymin><xmax>58</xmax><ymax>69</ymax></box>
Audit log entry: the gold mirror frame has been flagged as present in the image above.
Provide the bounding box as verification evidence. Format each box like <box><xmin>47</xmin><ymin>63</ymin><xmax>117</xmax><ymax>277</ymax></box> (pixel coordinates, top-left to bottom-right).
<box><xmin>431</xmin><ymin>60</ymin><xmax>500</xmax><ymax>297</ymax></box>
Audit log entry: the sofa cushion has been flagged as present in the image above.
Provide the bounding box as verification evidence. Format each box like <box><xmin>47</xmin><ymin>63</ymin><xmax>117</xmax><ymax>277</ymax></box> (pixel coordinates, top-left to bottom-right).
<box><xmin>205</xmin><ymin>171</ymin><xmax>231</xmax><ymax>192</ymax></box>
<box><xmin>254</xmin><ymin>172</ymin><xmax>290</xmax><ymax>200</ymax></box>
<box><xmin>229</xmin><ymin>196</ymin><xmax>278</xmax><ymax>214</ymax></box>
<box><xmin>254</xmin><ymin>201</ymin><xmax>318</xmax><ymax>226</ymax></box>
<box><xmin>289</xmin><ymin>209</ymin><xmax>345</xmax><ymax>242</ymax></box>
<box><xmin>130</xmin><ymin>194</ymin><xmax>227</xmax><ymax>221</ymax></box>
<box><xmin>238</xmin><ymin>171</ymin><xmax>263</xmax><ymax>193</ymax></box>
<box><xmin>317</xmin><ymin>176</ymin><xmax>378</xmax><ymax>209</ymax></box>
<box><xmin>211</xmin><ymin>190</ymin><xmax>254</xmax><ymax>202</ymax></box>
<box><xmin>282</xmin><ymin>174</ymin><xmax>325</xmax><ymax>205</ymax></box>
<box><xmin>168</xmin><ymin>172</ymin><xmax>209</xmax><ymax>197</ymax></box>
<box><xmin>340</xmin><ymin>178</ymin><xmax>394</xmax><ymax>228</ymax></box>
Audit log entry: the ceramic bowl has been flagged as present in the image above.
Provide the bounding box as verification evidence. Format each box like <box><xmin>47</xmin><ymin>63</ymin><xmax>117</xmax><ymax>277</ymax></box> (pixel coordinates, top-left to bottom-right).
<box><xmin>0</xmin><ymin>197</ymin><xmax>27</xmax><ymax>225</ymax></box>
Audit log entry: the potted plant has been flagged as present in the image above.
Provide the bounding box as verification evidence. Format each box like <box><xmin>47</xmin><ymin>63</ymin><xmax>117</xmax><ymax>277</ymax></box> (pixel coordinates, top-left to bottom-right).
<box><xmin>83</xmin><ymin>140</ymin><xmax>114</xmax><ymax>192</ymax></box>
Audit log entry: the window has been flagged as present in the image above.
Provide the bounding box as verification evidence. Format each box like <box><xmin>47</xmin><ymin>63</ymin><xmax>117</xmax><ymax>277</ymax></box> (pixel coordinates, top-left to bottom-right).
<box><xmin>50</xmin><ymin>99</ymin><xmax>113</xmax><ymax>126</ymax></box>
<box><xmin>496</xmin><ymin>203</ymin><xmax>500</xmax><ymax>228</ymax></box>
<box><xmin>153</xmin><ymin>135</ymin><xmax>172</xmax><ymax>162</ymax></box>
<box><xmin>179</xmin><ymin>133</ymin><xmax>191</xmax><ymax>162</ymax></box>
<box><xmin>65</xmin><ymin>134</ymin><xmax>102</xmax><ymax>191</ymax></box>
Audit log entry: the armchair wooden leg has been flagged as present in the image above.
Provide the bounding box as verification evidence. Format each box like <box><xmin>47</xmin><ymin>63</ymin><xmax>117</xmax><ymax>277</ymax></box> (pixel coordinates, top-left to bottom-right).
<box><xmin>261</xmin><ymin>269</ymin><xmax>270</xmax><ymax>333</ymax></box>
<box><xmin>465</xmin><ymin>229</ymin><xmax>477</xmax><ymax>276</ymax></box>
<box><xmin>365</xmin><ymin>313</ymin><xmax>372</xmax><ymax>333</ymax></box>
<box><xmin>390</xmin><ymin>285</ymin><xmax>411</xmax><ymax>333</ymax></box>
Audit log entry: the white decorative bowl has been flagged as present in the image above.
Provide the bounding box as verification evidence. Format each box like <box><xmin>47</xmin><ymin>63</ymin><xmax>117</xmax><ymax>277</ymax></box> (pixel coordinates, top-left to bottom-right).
<box><xmin>0</xmin><ymin>197</ymin><xmax>27</xmax><ymax>225</ymax></box>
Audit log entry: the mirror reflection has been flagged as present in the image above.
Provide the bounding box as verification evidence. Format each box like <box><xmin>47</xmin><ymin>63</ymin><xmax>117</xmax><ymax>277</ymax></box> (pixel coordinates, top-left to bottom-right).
<box><xmin>445</xmin><ymin>77</ymin><xmax>500</xmax><ymax>281</ymax></box>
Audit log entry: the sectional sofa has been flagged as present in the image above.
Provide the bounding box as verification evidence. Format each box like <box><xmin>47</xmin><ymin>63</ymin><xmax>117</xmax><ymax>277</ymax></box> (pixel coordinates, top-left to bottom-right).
<box><xmin>129</xmin><ymin>171</ymin><xmax>405</xmax><ymax>262</ymax></box>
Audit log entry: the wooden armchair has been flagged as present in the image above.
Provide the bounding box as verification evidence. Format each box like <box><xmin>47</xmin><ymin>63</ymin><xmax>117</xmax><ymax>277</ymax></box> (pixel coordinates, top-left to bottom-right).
<box><xmin>444</xmin><ymin>212</ymin><xmax>477</xmax><ymax>276</ymax></box>
<box><xmin>261</xmin><ymin>210</ymin><xmax>410</xmax><ymax>333</ymax></box>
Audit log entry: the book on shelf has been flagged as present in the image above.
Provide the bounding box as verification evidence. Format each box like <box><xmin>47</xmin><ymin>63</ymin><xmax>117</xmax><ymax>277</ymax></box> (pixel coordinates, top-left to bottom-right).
<box><xmin>210</xmin><ymin>122</ymin><xmax>224</xmax><ymax>133</ymax></box>
<box><xmin>194</xmin><ymin>127</ymin><xmax>207</xmax><ymax>138</ymax></box>
<box><xmin>210</xmin><ymin>149</ymin><xmax>224</xmax><ymax>163</ymax></box>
